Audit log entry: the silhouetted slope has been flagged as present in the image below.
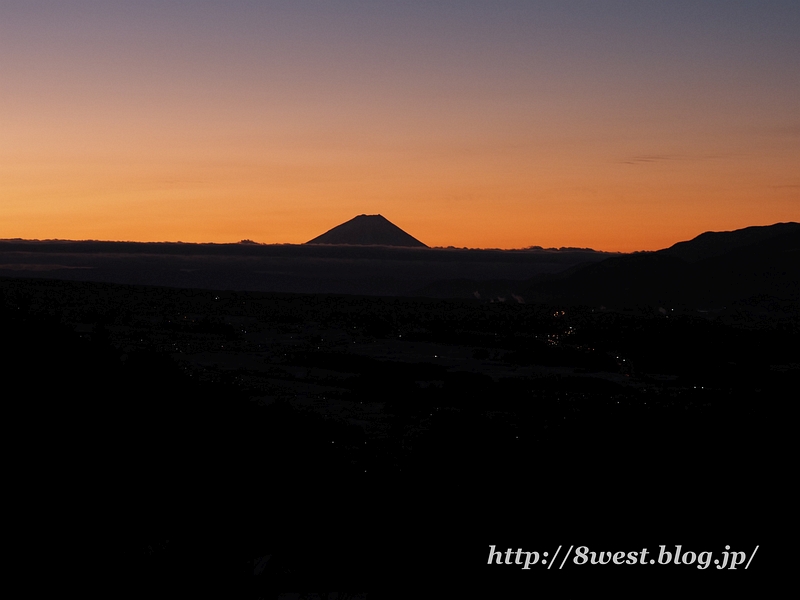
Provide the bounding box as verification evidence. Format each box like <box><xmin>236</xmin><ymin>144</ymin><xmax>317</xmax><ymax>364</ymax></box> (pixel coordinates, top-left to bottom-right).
<box><xmin>687</xmin><ymin>227</ymin><xmax>800</xmax><ymax>301</ymax></box>
<box><xmin>524</xmin><ymin>222</ymin><xmax>800</xmax><ymax>306</ymax></box>
<box><xmin>306</xmin><ymin>214</ymin><xmax>427</xmax><ymax>247</ymax></box>
<box><xmin>661</xmin><ymin>222</ymin><xmax>800</xmax><ymax>262</ymax></box>
<box><xmin>523</xmin><ymin>253</ymin><xmax>692</xmax><ymax>305</ymax></box>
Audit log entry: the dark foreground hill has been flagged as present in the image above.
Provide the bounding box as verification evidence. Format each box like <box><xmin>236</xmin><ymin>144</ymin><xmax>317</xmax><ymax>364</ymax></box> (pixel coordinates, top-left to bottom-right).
<box><xmin>409</xmin><ymin>223</ymin><xmax>799</xmax><ymax>315</ymax></box>
<box><xmin>660</xmin><ymin>221</ymin><xmax>800</xmax><ymax>262</ymax></box>
<box><xmin>521</xmin><ymin>222</ymin><xmax>800</xmax><ymax>310</ymax></box>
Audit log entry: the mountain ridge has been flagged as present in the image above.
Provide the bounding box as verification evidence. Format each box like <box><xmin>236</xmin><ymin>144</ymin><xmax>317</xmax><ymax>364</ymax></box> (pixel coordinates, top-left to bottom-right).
<box><xmin>660</xmin><ymin>222</ymin><xmax>800</xmax><ymax>262</ymax></box>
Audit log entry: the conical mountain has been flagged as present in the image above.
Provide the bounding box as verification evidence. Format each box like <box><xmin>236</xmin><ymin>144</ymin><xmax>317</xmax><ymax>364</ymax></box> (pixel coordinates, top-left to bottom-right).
<box><xmin>306</xmin><ymin>214</ymin><xmax>427</xmax><ymax>247</ymax></box>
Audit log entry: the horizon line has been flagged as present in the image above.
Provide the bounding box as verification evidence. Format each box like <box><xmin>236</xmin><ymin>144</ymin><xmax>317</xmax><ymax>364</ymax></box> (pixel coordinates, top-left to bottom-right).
<box><xmin>1</xmin><ymin>221</ymin><xmax>796</xmax><ymax>253</ymax></box>
<box><xmin>0</xmin><ymin>237</ymin><xmax>608</xmax><ymax>253</ymax></box>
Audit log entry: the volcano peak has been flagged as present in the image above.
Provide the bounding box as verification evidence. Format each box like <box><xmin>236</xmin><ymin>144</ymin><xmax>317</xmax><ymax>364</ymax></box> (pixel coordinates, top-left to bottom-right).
<box><xmin>306</xmin><ymin>214</ymin><xmax>427</xmax><ymax>247</ymax></box>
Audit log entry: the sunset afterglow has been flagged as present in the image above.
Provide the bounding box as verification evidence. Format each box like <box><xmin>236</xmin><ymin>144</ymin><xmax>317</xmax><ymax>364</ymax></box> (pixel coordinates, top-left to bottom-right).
<box><xmin>2</xmin><ymin>1</ymin><xmax>798</xmax><ymax>251</ymax></box>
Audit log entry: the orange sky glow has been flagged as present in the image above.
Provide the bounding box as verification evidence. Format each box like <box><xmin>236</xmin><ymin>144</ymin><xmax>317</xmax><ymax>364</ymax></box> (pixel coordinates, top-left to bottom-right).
<box><xmin>1</xmin><ymin>2</ymin><xmax>797</xmax><ymax>252</ymax></box>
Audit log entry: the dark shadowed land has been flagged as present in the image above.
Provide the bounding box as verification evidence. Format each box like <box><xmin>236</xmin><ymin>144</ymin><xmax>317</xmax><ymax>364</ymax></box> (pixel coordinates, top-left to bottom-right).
<box><xmin>1</xmin><ymin>221</ymin><xmax>796</xmax><ymax>306</ymax></box>
<box><xmin>2</xmin><ymin>223</ymin><xmax>795</xmax><ymax>596</ymax></box>
<box><xmin>0</xmin><ymin>238</ymin><xmax>612</xmax><ymax>297</ymax></box>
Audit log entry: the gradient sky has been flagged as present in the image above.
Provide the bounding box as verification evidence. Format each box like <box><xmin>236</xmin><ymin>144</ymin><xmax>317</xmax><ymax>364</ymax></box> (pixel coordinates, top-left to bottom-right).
<box><xmin>1</xmin><ymin>1</ymin><xmax>798</xmax><ymax>251</ymax></box>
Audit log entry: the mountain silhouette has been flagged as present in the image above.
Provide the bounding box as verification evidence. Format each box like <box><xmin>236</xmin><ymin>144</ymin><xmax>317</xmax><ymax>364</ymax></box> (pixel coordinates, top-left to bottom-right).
<box><xmin>406</xmin><ymin>222</ymin><xmax>800</xmax><ymax>307</ymax></box>
<box><xmin>660</xmin><ymin>222</ymin><xmax>800</xmax><ymax>262</ymax></box>
<box><xmin>521</xmin><ymin>222</ymin><xmax>800</xmax><ymax>306</ymax></box>
<box><xmin>306</xmin><ymin>214</ymin><xmax>427</xmax><ymax>247</ymax></box>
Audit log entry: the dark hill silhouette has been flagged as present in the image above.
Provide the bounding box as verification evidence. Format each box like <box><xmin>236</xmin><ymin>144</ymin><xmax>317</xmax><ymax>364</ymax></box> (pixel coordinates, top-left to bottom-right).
<box><xmin>306</xmin><ymin>214</ymin><xmax>427</xmax><ymax>247</ymax></box>
<box><xmin>522</xmin><ymin>222</ymin><xmax>800</xmax><ymax>307</ymax></box>
<box><xmin>661</xmin><ymin>222</ymin><xmax>800</xmax><ymax>262</ymax></box>
<box><xmin>409</xmin><ymin>222</ymin><xmax>800</xmax><ymax>308</ymax></box>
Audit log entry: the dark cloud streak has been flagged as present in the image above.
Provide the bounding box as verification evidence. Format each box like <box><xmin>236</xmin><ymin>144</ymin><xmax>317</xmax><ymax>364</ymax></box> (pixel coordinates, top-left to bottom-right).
<box><xmin>621</xmin><ymin>154</ymin><xmax>676</xmax><ymax>165</ymax></box>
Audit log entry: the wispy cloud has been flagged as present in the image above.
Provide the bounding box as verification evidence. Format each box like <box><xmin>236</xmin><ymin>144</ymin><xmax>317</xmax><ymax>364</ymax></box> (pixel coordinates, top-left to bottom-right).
<box><xmin>620</xmin><ymin>152</ymin><xmax>743</xmax><ymax>165</ymax></box>
<box><xmin>621</xmin><ymin>154</ymin><xmax>676</xmax><ymax>165</ymax></box>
